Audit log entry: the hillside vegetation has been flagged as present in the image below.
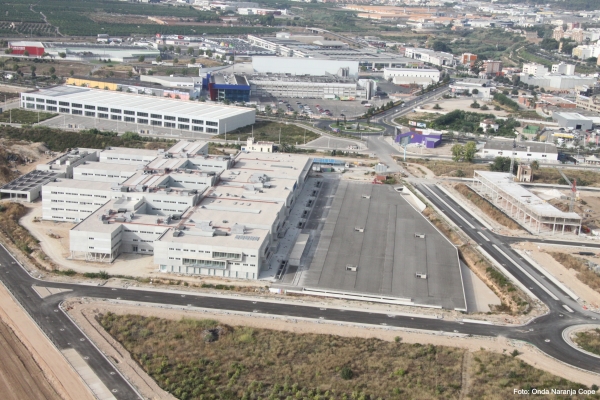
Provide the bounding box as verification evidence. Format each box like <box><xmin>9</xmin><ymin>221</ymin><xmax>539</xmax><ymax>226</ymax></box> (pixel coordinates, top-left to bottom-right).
<box><xmin>0</xmin><ymin>126</ymin><xmax>175</xmax><ymax>152</ymax></box>
<box><xmin>99</xmin><ymin>313</ymin><xmax>598</xmax><ymax>400</ymax></box>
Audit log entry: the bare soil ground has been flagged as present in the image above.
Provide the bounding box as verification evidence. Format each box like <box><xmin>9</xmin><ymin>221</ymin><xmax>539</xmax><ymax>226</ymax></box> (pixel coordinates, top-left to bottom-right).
<box><xmin>0</xmin><ymin>58</ymin><xmax>95</xmax><ymax>78</ymax></box>
<box><xmin>0</xmin><ymin>319</ymin><xmax>61</xmax><ymax>400</ymax></box>
<box><xmin>515</xmin><ymin>242</ymin><xmax>600</xmax><ymax>311</ymax></box>
<box><xmin>544</xmin><ymin>189</ymin><xmax>600</xmax><ymax>234</ymax></box>
<box><xmin>0</xmin><ymin>279</ymin><xmax>93</xmax><ymax>400</ymax></box>
<box><xmin>407</xmin><ymin>158</ymin><xmax>483</xmax><ymax>179</ymax></box>
<box><xmin>429</xmin><ymin>98</ymin><xmax>511</xmax><ymax>118</ymax></box>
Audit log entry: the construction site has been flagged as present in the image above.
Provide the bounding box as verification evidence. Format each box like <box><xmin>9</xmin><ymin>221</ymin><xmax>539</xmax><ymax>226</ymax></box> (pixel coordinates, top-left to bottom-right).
<box><xmin>471</xmin><ymin>170</ymin><xmax>582</xmax><ymax>236</ymax></box>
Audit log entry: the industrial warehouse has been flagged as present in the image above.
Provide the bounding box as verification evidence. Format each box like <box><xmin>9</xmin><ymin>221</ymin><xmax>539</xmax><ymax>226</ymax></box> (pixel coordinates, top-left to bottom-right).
<box><xmin>21</xmin><ymin>86</ymin><xmax>256</xmax><ymax>135</ymax></box>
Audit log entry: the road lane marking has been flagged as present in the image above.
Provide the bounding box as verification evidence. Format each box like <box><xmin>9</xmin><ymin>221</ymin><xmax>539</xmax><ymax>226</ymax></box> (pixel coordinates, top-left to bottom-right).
<box><xmin>420</xmin><ymin>185</ymin><xmax>475</xmax><ymax>229</ymax></box>
<box><xmin>562</xmin><ymin>304</ymin><xmax>574</xmax><ymax>313</ymax></box>
<box><xmin>477</xmin><ymin>231</ymin><xmax>490</xmax><ymax>242</ymax></box>
<box><xmin>492</xmin><ymin>244</ymin><xmax>560</xmax><ymax>301</ymax></box>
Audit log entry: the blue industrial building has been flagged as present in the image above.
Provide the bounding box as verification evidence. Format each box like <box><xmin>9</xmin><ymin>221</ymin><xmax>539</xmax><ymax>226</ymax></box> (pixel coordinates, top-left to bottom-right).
<box><xmin>206</xmin><ymin>73</ymin><xmax>250</xmax><ymax>102</ymax></box>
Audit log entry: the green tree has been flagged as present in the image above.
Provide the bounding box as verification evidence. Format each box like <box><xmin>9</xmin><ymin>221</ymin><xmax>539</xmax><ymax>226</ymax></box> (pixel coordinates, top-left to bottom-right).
<box><xmin>58</xmin><ymin>52</ymin><xmax>66</xmax><ymax>58</ymax></box>
<box><xmin>23</xmin><ymin>50</ymin><xmax>29</xmax><ymax>57</ymax></box>
<box><xmin>190</xmin><ymin>57</ymin><xmax>196</xmax><ymax>64</ymax></box>
<box><xmin>463</xmin><ymin>141</ymin><xmax>477</xmax><ymax>162</ymax></box>
<box><xmin>264</xmin><ymin>105</ymin><xmax>272</xmax><ymax>114</ymax></box>
<box><xmin>155</xmin><ymin>55</ymin><xmax>162</xmax><ymax>62</ymax></box>
<box><xmin>187</xmin><ymin>47</ymin><xmax>194</xmax><ymax>55</ymax></box>
<box><xmin>530</xmin><ymin>160</ymin><xmax>539</xmax><ymax>170</ymax></box>
<box><xmin>451</xmin><ymin>144</ymin><xmax>465</xmax><ymax>162</ymax></box>
<box><xmin>175</xmin><ymin>46</ymin><xmax>181</xmax><ymax>54</ymax></box>
<box><xmin>173</xmin><ymin>58</ymin><xmax>179</xmax><ymax>64</ymax></box>
<box><xmin>433</xmin><ymin>103</ymin><xmax>442</xmax><ymax>110</ymax></box>
<box><xmin>138</xmin><ymin>56</ymin><xmax>145</xmax><ymax>62</ymax></box>
<box><xmin>432</xmin><ymin>41</ymin><xmax>451</xmax><ymax>53</ymax></box>
<box><xmin>540</xmin><ymin>38</ymin><xmax>559</xmax><ymax>51</ymax></box>
<box><xmin>49</xmin><ymin>67</ymin><xmax>55</xmax><ymax>75</ymax></box>
<box><xmin>69</xmin><ymin>69</ymin><xmax>74</xmax><ymax>77</ymax></box>
<box><xmin>490</xmin><ymin>156</ymin><xmax>514</xmax><ymax>172</ymax></box>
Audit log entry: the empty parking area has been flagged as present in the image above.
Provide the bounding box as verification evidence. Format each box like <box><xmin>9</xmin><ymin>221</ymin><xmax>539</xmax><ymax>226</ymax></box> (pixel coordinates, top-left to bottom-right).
<box><xmin>301</xmin><ymin>181</ymin><xmax>466</xmax><ymax>310</ymax></box>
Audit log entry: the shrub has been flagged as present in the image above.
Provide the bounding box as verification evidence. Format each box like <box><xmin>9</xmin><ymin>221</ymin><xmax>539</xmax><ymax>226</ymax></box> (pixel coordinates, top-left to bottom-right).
<box><xmin>83</xmin><ymin>270</ymin><xmax>110</xmax><ymax>280</ymax></box>
<box><xmin>340</xmin><ymin>366</ymin><xmax>353</xmax><ymax>380</ymax></box>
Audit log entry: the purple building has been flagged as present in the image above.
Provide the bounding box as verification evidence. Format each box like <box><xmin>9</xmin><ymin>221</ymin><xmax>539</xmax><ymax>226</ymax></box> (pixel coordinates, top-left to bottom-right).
<box><xmin>395</xmin><ymin>131</ymin><xmax>442</xmax><ymax>148</ymax></box>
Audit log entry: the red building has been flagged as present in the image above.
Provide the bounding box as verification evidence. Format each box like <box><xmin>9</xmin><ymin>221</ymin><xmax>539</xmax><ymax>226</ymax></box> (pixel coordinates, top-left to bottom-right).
<box><xmin>8</xmin><ymin>41</ymin><xmax>45</xmax><ymax>57</ymax></box>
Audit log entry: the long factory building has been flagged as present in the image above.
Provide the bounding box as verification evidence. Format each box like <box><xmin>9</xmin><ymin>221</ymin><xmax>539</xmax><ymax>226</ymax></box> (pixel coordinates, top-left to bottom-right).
<box><xmin>4</xmin><ymin>140</ymin><xmax>312</xmax><ymax>279</ymax></box>
<box><xmin>21</xmin><ymin>86</ymin><xmax>256</xmax><ymax>135</ymax></box>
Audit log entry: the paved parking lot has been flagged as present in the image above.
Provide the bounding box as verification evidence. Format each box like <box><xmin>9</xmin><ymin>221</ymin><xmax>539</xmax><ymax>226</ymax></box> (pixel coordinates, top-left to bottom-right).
<box><xmin>255</xmin><ymin>97</ymin><xmax>392</xmax><ymax>119</ymax></box>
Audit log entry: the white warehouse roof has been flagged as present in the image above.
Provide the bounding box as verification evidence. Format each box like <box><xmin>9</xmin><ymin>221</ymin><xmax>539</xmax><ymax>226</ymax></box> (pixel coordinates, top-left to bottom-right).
<box><xmin>32</xmin><ymin>86</ymin><xmax>254</xmax><ymax>120</ymax></box>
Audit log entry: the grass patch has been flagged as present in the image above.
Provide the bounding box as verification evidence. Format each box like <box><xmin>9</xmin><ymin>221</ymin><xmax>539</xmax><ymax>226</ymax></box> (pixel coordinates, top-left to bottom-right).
<box><xmin>574</xmin><ymin>329</ymin><xmax>600</xmax><ymax>356</ymax></box>
<box><xmin>98</xmin><ymin>313</ymin><xmax>597</xmax><ymax>399</ymax></box>
<box><xmin>547</xmin><ymin>252</ymin><xmax>600</xmax><ymax>293</ymax></box>
<box><xmin>0</xmin><ymin>109</ymin><xmax>57</xmax><ymax>125</ymax></box>
<box><xmin>214</xmin><ymin>121</ymin><xmax>318</xmax><ymax>147</ymax></box>
<box><xmin>454</xmin><ymin>184</ymin><xmax>522</xmax><ymax>230</ymax></box>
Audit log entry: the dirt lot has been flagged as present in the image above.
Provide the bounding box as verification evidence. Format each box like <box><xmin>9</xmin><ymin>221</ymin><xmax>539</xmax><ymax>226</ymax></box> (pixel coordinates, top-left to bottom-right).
<box><xmin>0</xmin><ymin>276</ymin><xmax>93</xmax><ymax>400</ymax></box>
<box><xmin>0</xmin><ymin>319</ymin><xmax>61</xmax><ymax>400</ymax></box>
<box><xmin>424</xmin><ymin>97</ymin><xmax>511</xmax><ymax>118</ymax></box>
<box><xmin>0</xmin><ymin>58</ymin><xmax>96</xmax><ymax>78</ymax></box>
<box><xmin>540</xmin><ymin>189</ymin><xmax>600</xmax><ymax>234</ymax></box>
<box><xmin>515</xmin><ymin>242</ymin><xmax>600</xmax><ymax>311</ymax></box>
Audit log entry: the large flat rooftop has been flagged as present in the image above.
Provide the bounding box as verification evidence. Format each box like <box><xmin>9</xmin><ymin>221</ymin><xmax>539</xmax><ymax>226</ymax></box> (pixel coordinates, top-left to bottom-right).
<box><xmin>302</xmin><ymin>181</ymin><xmax>466</xmax><ymax>310</ymax></box>
<box><xmin>31</xmin><ymin>86</ymin><xmax>255</xmax><ymax>120</ymax></box>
